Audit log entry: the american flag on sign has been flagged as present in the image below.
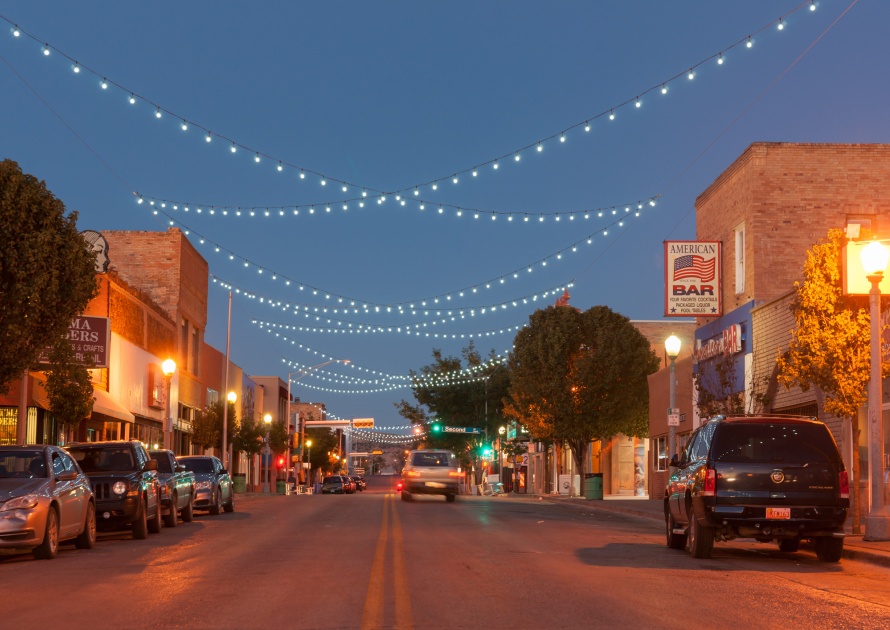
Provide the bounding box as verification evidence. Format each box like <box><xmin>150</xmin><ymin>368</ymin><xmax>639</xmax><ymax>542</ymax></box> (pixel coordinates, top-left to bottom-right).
<box><xmin>673</xmin><ymin>255</ymin><xmax>716</xmax><ymax>281</ymax></box>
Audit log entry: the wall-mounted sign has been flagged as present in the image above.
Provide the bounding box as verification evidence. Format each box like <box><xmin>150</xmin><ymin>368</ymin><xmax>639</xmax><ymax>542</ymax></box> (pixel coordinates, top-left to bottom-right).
<box><xmin>664</xmin><ymin>241</ymin><xmax>721</xmax><ymax>317</ymax></box>
<box><xmin>39</xmin><ymin>315</ymin><xmax>110</xmax><ymax>368</ymax></box>
<box><xmin>694</xmin><ymin>323</ymin><xmax>744</xmax><ymax>363</ymax></box>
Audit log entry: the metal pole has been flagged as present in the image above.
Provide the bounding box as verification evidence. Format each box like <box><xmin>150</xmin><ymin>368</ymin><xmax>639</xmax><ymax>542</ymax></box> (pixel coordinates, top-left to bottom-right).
<box><xmin>865</xmin><ymin>273</ymin><xmax>890</xmax><ymax>540</ymax></box>
<box><xmin>165</xmin><ymin>374</ymin><xmax>173</xmax><ymax>451</ymax></box>
<box><xmin>263</xmin><ymin>429</ymin><xmax>271</xmax><ymax>493</ymax></box>
<box><xmin>17</xmin><ymin>369</ymin><xmax>28</xmax><ymax>445</ymax></box>
<box><xmin>221</xmin><ymin>291</ymin><xmax>232</xmax><ymax>469</ymax></box>
<box><xmin>668</xmin><ymin>355</ymin><xmax>677</xmax><ymax>467</ymax></box>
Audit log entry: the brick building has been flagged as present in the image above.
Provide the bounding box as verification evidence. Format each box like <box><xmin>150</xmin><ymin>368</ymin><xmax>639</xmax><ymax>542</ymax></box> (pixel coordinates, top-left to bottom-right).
<box><xmin>649</xmin><ymin>142</ymin><xmax>890</xmax><ymax>500</ymax></box>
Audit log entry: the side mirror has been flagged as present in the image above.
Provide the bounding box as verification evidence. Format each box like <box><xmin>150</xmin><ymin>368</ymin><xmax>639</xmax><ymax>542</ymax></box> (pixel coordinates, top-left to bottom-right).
<box><xmin>669</xmin><ymin>454</ymin><xmax>680</xmax><ymax>468</ymax></box>
<box><xmin>144</xmin><ymin>459</ymin><xmax>158</xmax><ymax>471</ymax></box>
<box><xmin>175</xmin><ymin>464</ymin><xmax>186</xmax><ymax>472</ymax></box>
<box><xmin>57</xmin><ymin>471</ymin><xmax>78</xmax><ymax>482</ymax></box>
<box><xmin>220</xmin><ymin>469</ymin><xmax>228</xmax><ymax>476</ymax></box>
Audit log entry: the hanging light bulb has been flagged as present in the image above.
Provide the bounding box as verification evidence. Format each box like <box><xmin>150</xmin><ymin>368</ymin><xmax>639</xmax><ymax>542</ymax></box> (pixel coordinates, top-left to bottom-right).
<box><xmin>514</xmin><ymin>153</ymin><xmax>520</xmax><ymax>162</ymax></box>
<box><xmin>747</xmin><ymin>36</ymin><xmax>753</xmax><ymax>48</ymax></box>
<box><xmin>717</xmin><ymin>52</ymin><xmax>724</xmax><ymax>65</ymax></box>
<box><xmin>320</xmin><ymin>179</ymin><xmax>327</xmax><ymax>186</ymax></box>
<box><xmin>810</xmin><ymin>1</ymin><xmax>816</xmax><ymax>10</ymax></box>
<box><xmin>72</xmin><ymin>63</ymin><xmax>80</xmax><ymax>74</ymax></box>
<box><xmin>277</xmin><ymin>162</ymin><xmax>283</xmax><ymax>171</ymax></box>
<box><xmin>661</xmin><ymin>83</ymin><xmax>668</xmax><ymax>95</ymax></box>
<box><xmin>635</xmin><ymin>97</ymin><xmax>641</xmax><ymax>108</ymax></box>
<box><xmin>254</xmin><ymin>153</ymin><xmax>261</xmax><ymax>163</ymax></box>
<box><xmin>472</xmin><ymin>169</ymin><xmax>478</xmax><ymax>177</ymax></box>
<box><xmin>155</xmin><ymin>108</ymin><xmax>162</xmax><ymax>118</ymax></box>
<box><xmin>452</xmin><ymin>176</ymin><xmax>458</xmax><ymax>184</ymax></box>
<box><xmin>299</xmin><ymin>171</ymin><xmax>306</xmax><ymax>179</ymax></box>
<box><xmin>584</xmin><ymin>122</ymin><xmax>590</xmax><ymax>132</ymax></box>
<box><xmin>128</xmin><ymin>94</ymin><xmax>136</xmax><ymax>104</ymax></box>
<box><xmin>205</xmin><ymin>132</ymin><xmax>212</xmax><ymax>143</ymax></box>
<box><xmin>493</xmin><ymin>161</ymin><xmax>499</xmax><ymax>170</ymax></box>
<box><xmin>432</xmin><ymin>181</ymin><xmax>438</xmax><ymax>190</ymax></box>
<box><xmin>100</xmin><ymin>78</ymin><xmax>108</xmax><ymax>90</ymax></box>
<box><xmin>560</xmin><ymin>133</ymin><xmax>566</xmax><ymax>143</ymax></box>
<box><xmin>414</xmin><ymin>188</ymin><xmax>419</xmax><ymax>196</ymax></box>
<box><xmin>688</xmin><ymin>70</ymin><xmax>695</xmax><ymax>80</ymax></box>
<box><xmin>42</xmin><ymin>43</ymin><xmax>50</xmax><ymax>56</ymax></box>
<box><xmin>11</xmin><ymin>26</ymin><xmax>20</xmax><ymax>37</ymax></box>
<box><xmin>777</xmin><ymin>18</ymin><xmax>784</xmax><ymax>30</ymax></box>
<box><xmin>537</xmin><ymin>143</ymin><xmax>543</xmax><ymax>152</ymax></box>
<box><xmin>342</xmin><ymin>185</ymin><xmax>348</xmax><ymax>192</ymax></box>
<box><xmin>230</xmin><ymin>144</ymin><xmax>237</xmax><ymax>153</ymax></box>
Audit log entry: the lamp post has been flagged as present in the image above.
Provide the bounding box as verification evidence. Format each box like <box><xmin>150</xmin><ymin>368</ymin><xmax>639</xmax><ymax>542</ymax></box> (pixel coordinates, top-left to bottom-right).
<box><xmin>306</xmin><ymin>440</ymin><xmax>312</xmax><ymax>490</ymax></box>
<box><xmin>224</xmin><ymin>391</ymin><xmax>237</xmax><ymax>470</ymax></box>
<box><xmin>162</xmin><ymin>359</ymin><xmax>176</xmax><ymax>451</ymax></box>
<box><xmin>263</xmin><ymin>413</ymin><xmax>272</xmax><ymax>494</ymax></box>
<box><xmin>861</xmin><ymin>241</ymin><xmax>890</xmax><ymax>540</ymax></box>
<box><xmin>286</xmin><ymin>359</ymin><xmax>350</xmax><ymax>484</ymax></box>
<box><xmin>665</xmin><ymin>335</ymin><xmax>681</xmax><ymax>470</ymax></box>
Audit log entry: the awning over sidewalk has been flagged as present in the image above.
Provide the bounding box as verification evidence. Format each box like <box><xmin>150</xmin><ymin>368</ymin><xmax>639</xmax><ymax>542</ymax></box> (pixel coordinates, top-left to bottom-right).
<box><xmin>91</xmin><ymin>389</ymin><xmax>135</xmax><ymax>423</ymax></box>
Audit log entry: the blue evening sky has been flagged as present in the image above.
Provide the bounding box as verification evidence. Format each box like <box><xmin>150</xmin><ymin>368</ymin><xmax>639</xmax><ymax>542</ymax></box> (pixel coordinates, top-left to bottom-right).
<box><xmin>1</xmin><ymin>1</ymin><xmax>885</xmax><ymax>436</ymax></box>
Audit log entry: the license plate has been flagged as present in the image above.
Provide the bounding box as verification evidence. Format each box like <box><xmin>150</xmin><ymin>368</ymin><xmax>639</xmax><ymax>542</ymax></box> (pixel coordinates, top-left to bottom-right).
<box><xmin>425</xmin><ymin>482</ymin><xmax>445</xmax><ymax>488</ymax></box>
<box><xmin>766</xmin><ymin>507</ymin><xmax>791</xmax><ymax>520</ymax></box>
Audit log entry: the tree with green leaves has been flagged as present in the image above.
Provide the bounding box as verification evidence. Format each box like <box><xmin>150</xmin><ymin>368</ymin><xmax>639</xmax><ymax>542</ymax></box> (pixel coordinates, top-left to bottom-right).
<box><xmin>694</xmin><ymin>351</ymin><xmax>771</xmax><ymax>419</ymax></box>
<box><xmin>0</xmin><ymin>159</ymin><xmax>98</xmax><ymax>393</ymax></box>
<box><xmin>395</xmin><ymin>340</ymin><xmax>509</xmax><ymax>468</ymax></box>
<box><xmin>777</xmin><ymin>228</ymin><xmax>881</xmax><ymax>535</ymax></box>
<box><xmin>190</xmin><ymin>400</ymin><xmax>236</xmax><ymax>452</ymax></box>
<box><xmin>43</xmin><ymin>336</ymin><xmax>95</xmax><ymax>443</ymax></box>
<box><xmin>507</xmin><ymin>305</ymin><xmax>660</xmax><ymax>494</ymax></box>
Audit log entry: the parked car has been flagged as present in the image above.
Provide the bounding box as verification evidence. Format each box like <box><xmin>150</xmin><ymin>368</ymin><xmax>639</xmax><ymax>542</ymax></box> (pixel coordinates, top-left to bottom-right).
<box><xmin>665</xmin><ymin>415</ymin><xmax>849</xmax><ymax>562</ymax></box>
<box><xmin>343</xmin><ymin>476</ymin><xmax>356</xmax><ymax>494</ymax></box>
<box><xmin>0</xmin><ymin>445</ymin><xmax>96</xmax><ymax>559</ymax></box>
<box><xmin>321</xmin><ymin>475</ymin><xmax>348</xmax><ymax>494</ymax></box>
<box><xmin>66</xmin><ymin>441</ymin><xmax>162</xmax><ymax>539</ymax></box>
<box><xmin>149</xmin><ymin>450</ymin><xmax>196</xmax><ymax>527</ymax></box>
<box><xmin>178</xmin><ymin>456</ymin><xmax>234</xmax><ymax>515</ymax></box>
<box><xmin>401</xmin><ymin>450</ymin><xmax>460</xmax><ymax>502</ymax></box>
<box><xmin>352</xmin><ymin>476</ymin><xmax>366</xmax><ymax>492</ymax></box>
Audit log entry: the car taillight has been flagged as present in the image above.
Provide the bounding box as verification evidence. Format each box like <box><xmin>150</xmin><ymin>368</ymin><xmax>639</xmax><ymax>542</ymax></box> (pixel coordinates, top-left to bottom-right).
<box><xmin>406</xmin><ymin>471</ymin><xmax>421</xmax><ymax>477</ymax></box>
<box><xmin>448</xmin><ymin>471</ymin><xmax>462</xmax><ymax>477</ymax></box>
<box><xmin>839</xmin><ymin>470</ymin><xmax>849</xmax><ymax>499</ymax></box>
<box><xmin>702</xmin><ymin>469</ymin><xmax>716</xmax><ymax>497</ymax></box>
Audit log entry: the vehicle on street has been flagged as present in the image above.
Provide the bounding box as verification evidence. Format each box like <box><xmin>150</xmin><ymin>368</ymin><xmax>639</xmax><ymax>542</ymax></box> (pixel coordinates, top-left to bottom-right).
<box><xmin>149</xmin><ymin>449</ymin><xmax>196</xmax><ymax>527</ymax></box>
<box><xmin>665</xmin><ymin>415</ymin><xmax>849</xmax><ymax>562</ymax></box>
<box><xmin>66</xmin><ymin>441</ymin><xmax>162</xmax><ymax>540</ymax></box>
<box><xmin>395</xmin><ymin>480</ymin><xmax>403</xmax><ymax>493</ymax></box>
<box><xmin>0</xmin><ymin>445</ymin><xmax>96</xmax><ymax>559</ymax></box>
<box><xmin>178</xmin><ymin>456</ymin><xmax>234</xmax><ymax>515</ymax></box>
<box><xmin>352</xmin><ymin>476</ymin><xmax>365</xmax><ymax>491</ymax></box>
<box><xmin>401</xmin><ymin>450</ymin><xmax>460</xmax><ymax>502</ymax></box>
<box><xmin>321</xmin><ymin>475</ymin><xmax>348</xmax><ymax>494</ymax></box>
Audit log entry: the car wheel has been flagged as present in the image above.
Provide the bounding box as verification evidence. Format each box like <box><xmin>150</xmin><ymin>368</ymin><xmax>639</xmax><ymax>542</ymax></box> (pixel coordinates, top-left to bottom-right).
<box><xmin>163</xmin><ymin>494</ymin><xmax>178</xmax><ymax>528</ymax></box>
<box><xmin>665</xmin><ymin>509</ymin><xmax>687</xmax><ymax>550</ymax></box>
<box><xmin>210</xmin><ymin>489</ymin><xmax>222</xmax><ymax>515</ymax></box>
<box><xmin>132</xmin><ymin>500</ymin><xmax>148</xmax><ymax>540</ymax></box>
<box><xmin>778</xmin><ymin>538</ymin><xmax>800</xmax><ymax>553</ymax></box>
<box><xmin>815</xmin><ymin>537</ymin><xmax>844</xmax><ymax>562</ymax></box>
<box><xmin>224</xmin><ymin>489</ymin><xmax>235</xmax><ymax>513</ymax></box>
<box><xmin>181</xmin><ymin>495</ymin><xmax>194</xmax><ymax>523</ymax></box>
<box><xmin>75</xmin><ymin>501</ymin><xmax>97</xmax><ymax>550</ymax></box>
<box><xmin>401</xmin><ymin>490</ymin><xmax>412</xmax><ymax>502</ymax></box>
<box><xmin>148</xmin><ymin>497</ymin><xmax>163</xmax><ymax>534</ymax></box>
<box><xmin>686</xmin><ymin>502</ymin><xmax>714</xmax><ymax>559</ymax></box>
<box><xmin>34</xmin><ymin>507</ymin><xmax>60</xmax><ymax>560</ymax></box>
<box><xmin>446</xmin><ymin>493</ymin><xmax>456</xmax><ymax>503</ymax></box>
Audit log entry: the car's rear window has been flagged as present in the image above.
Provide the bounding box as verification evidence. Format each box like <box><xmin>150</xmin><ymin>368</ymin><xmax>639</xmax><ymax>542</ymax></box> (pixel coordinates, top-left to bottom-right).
<box><xmin>68</xmin><ymin>447</ymin><xmax>135</xmax><ymax>472</ymax></box>
<box><xmin>179</xmin><ymin>458</ymin><xmax>214</xmax><ymax>473</ymax></box>
<box><xmin>323</xmin><ymin>477</ymin><xmax>341</xmax><ymax>484</ymax></box>
<box><xmin>0</xmin><ymin>450</ymin><xmax>44</xmax><ymax>478</ymax></box>
<box><xmin>711</xmin><ymin>422</ymin><xmax>841</xmax><ymax>464</ymax></box>
<box><xmin>411</xmin><ymin>452</ymin><xmax>453</xmax><ymax>467</ymax></box>
<box><xmin>149</xmin><ymin>452</ymin><xmax>174</xmax><ymax>473</ymax></box>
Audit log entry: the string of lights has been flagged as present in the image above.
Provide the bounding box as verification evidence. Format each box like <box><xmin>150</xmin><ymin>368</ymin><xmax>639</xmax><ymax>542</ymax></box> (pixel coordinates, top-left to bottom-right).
<box><xmin>0</xmin><ymin>2</ymin><xmax>820</xmax><ymax>198</ymax></box>
<box><xmin>254</xmin><ymin>317</ymin><xmax>526</xmax><ymax>340</ymax></box>
<box><xmin>151</xmin><ymin>197</ymin><xmax>641</xmax><ymax>312</ymax></box>
<box><xmin>133</xmin><ymin>191</ymin><xmax>660</xmax><ymax>223</ymax></box>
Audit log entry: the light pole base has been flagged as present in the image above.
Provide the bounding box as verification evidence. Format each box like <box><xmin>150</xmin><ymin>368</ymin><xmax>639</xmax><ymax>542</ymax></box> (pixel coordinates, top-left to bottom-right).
<box><xmin>863</xmin><ymin>512</ymin><xmax>890</xmax><ymax>541</ymax></box>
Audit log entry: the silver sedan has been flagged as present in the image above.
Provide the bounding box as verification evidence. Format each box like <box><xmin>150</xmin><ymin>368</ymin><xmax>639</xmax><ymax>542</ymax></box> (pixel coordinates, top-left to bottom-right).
<box><xmin>0</xmin><ymin>445</ymin><xmax>96</xmax><ymax>559</ymax></box>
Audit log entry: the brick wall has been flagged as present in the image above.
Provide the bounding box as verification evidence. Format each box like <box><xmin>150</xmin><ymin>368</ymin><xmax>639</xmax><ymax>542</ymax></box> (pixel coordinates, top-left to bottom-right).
<box><xmin>696</xmin><ymin>143</ymin><xmax>890</xmax><ymax>314</ymax></box>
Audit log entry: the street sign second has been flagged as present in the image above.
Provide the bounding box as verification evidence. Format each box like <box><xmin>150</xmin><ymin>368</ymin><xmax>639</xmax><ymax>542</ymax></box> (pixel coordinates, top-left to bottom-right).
<box><xmin>443</xmin><ymin>426</ymin><xmax>482</xmax><ymax>434</ymax></box>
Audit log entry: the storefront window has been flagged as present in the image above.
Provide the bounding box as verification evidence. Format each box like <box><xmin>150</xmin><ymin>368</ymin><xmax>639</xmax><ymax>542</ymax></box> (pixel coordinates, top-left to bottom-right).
<box><xmin>654</xmin><ymin>436</ymin><xmax>668</xmax><ymax>471</ymax></box>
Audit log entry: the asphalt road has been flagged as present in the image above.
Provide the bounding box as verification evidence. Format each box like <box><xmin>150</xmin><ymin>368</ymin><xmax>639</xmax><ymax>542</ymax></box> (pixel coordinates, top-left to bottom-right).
<box><xmin>3</xmin><ymin>475</ymin><xmax>890</xmax><ymax>629</ymax></box>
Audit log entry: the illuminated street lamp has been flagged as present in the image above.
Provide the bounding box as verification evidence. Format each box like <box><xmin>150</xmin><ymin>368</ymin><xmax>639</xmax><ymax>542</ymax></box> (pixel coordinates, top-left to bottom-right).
<box><xmin>306</xmin><ymin>440</ymin><xmax>313</xmax><ymax>489</ymax></box>
<box><xmin>263</xmin><ymin>413</ymin><xmax>272</xmax><ymax>494</ymax></box>
<box><xmin>861</xmin><ymin>241</ymin><xmax>890</xmax><ymax>540</ymax></box>
<box><xmin>664</xmin><ymin>335</ymin><xmax>681</xmax><ymax>470</ymax></box>
<box><xmin>162</xmin><ymin>359</ymin><xmax>176</xmax><ymax>451</ymax></box>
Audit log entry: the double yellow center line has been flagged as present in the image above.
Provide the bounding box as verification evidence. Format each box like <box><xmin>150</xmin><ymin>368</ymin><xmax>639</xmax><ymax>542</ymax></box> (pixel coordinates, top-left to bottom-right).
<box><xmin>361</xmin><ymin>493</ymin><xmax>413</xmax><ymax>630</ymax></box>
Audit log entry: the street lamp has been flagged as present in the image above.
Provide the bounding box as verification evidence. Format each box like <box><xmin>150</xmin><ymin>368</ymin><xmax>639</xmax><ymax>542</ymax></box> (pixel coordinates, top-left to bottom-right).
<box><xmin>263</xmin><ymin>413</ymin><xmax>272</xmax><ymax>494</ymax></box>
<box><xmin>861</xmin><ymin>241</ymin><xmax>890</xmax><ymax>540</ymax></box>
<box><xmin>286</xmin><ymin>359</ymin><xmax>350</xmax><ymax>485</ymax></box>
<box><xmin>665</xmin><ymin>335</ymin><xmax>681</xmax><ymax>471</ymax></box>
<box><xmin>222</xmin><ymin>391</ymin><xmax>237</xmax><ymax>470</ymax></box>
<box><xmin>162</xmin><ymin>359</ymin><xmax>176</xmax><ymax>451</ymax></box>
<box><xmin>306</xmin><ymin>440</ymin><xmax>313</xmax><ymax>490</ymax></box>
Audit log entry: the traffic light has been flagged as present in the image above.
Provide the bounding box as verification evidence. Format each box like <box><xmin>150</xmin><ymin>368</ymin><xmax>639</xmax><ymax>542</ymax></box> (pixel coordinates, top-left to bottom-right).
<box><xmin>431</xmin><ymin>422</ymin><xmax>442</xmax><ymax>433</ymax></box>
<box><xmin>276</xmin><ymin>455</ymin><xmax>286</xmax><ymax>469</ymax></box>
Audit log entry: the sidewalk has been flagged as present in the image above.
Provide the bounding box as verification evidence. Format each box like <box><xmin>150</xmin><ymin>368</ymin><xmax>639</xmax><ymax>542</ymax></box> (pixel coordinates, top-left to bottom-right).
<box><xmin>501</xmin><ymin>492</ymin><xmax>890</xmax><ymax>568</ymax></box>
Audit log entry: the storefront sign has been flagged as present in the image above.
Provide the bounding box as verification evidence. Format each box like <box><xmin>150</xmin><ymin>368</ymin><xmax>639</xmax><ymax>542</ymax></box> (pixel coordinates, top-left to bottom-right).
<box><xmin>664</xmin><ymin>241</ymin><xmax>721</xmax><ymax>317</ymax></box>
<box><xmin>694</xmin><ymin>323</ymin><xmax>743</xmax><ymax>363</ymax></box>
<box><xmin>39</xmin><ymin>315</ymin><xmax>110</xmax><ymax>368</ymax></box>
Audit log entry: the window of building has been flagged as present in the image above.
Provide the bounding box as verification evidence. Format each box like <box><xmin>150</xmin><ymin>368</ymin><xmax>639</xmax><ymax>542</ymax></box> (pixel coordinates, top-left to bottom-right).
<box><xmin>181</xmin><ymin>319</ymin><xmax>190</xmax><ymax>373</ymax></box>
<box><xmin>734</xmin><ymin>223</ymin><xmax>745</xmax><ymax>295</ymax></box>
<box><xmin>654</xmin><ymin>436</ymin><xmax>668</xmax><ymax>471</ymax></box>
<box><xmin>191</xmin><ymin>327</ymin><xmax>200</xmax><ymax>377</ymax></box>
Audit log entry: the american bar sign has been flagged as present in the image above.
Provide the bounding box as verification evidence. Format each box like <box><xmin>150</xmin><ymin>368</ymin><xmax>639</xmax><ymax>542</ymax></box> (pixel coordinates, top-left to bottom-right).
<box><xmin>664</xmin><ymin>241</ymin><xmax>721</xmax><ymax>317</ymax></box>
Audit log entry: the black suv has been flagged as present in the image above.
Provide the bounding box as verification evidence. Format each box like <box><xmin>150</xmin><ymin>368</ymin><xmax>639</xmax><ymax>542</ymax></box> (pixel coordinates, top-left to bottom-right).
<box><xmin>665</xmin><ymin>415</ymin><xmax>849</xmax><ymax>562</ymax></box>
<box><xmin>66</xmin><ymin>441</ymin><xmax>162</xmax><ymax>539</ymax></box>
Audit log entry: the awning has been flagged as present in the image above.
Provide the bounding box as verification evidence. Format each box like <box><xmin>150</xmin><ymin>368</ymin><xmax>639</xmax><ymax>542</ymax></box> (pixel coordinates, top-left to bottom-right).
<box><xmin>91</xmin><ymin>389</ymin><xmax>135</xmax><ymax>423</ymax></box>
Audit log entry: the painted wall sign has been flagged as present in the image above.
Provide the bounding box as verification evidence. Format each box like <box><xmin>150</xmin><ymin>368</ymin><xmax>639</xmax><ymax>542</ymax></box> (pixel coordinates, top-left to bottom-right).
<box><xmin>664</xmin><ymin>241</ymin><xmax>722</xmax><ymax>317</ymax></box>
<box><xmin>39</xmin><ymin>315</ymin><xmax>110</xmax><ymax>368</ymax></box>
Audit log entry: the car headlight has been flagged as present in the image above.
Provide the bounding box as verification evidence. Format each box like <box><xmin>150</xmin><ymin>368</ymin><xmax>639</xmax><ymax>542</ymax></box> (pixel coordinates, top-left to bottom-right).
<box><xmin>196</xmin><ymin>481</ymin><xmax>211</xmax><ymax>490</ymax></box>
<box><xmin>112</xmin><ymin>481</ymin><xmax>128</xmax><ymax>495</ymax></box>
<box><xmin>1</xmin><ymin>494</ymin><xmax>39</xmax><ymax>511</ymax></box>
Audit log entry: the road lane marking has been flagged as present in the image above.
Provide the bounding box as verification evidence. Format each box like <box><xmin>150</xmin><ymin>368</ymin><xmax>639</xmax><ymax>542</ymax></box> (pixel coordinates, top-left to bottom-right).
<box><xmin>390</xmin><ymin>495</ymin><xmax>413</xmax><ymax>629</ymax></box>
<box><xmin>361</xmin><ymin>494</ymin><xmax>389</xmax><ymax>630</ymax></box>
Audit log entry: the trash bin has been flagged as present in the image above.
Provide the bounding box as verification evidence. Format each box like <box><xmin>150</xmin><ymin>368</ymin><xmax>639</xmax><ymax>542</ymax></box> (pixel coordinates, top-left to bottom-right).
<box><xmin>233</xmin><ymin>473</ymin><xmax>246</xmax><ymax>494</ymax></box>
<box><xmin>276</xmin><ymin>480</ymin><xmax>286</xmax><ymax>494</ymax></box>
<box><xmin>584</xmin><ymin>473</ymin><xmax>603</xmax><ymax>500</ymax></box>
